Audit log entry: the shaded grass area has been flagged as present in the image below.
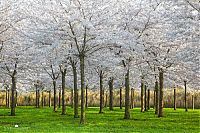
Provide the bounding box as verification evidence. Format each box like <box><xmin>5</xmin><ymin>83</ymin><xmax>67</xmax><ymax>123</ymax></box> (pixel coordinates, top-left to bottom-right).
<box><xmin>0</xmin><ymin>106</ymin><xmax>199</xmax><ymax>133</ymax></box>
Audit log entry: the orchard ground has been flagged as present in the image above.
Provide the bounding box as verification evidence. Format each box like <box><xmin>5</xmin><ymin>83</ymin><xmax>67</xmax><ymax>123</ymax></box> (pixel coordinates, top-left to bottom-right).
<box><xmin>0</xmin><ymin>106</ymin><xmax>199</xmax><ymax>133</ymax></box>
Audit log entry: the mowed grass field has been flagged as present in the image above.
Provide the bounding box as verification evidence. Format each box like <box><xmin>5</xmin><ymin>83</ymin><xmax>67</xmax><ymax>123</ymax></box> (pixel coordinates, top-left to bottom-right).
<box><xmin>0</xmin><ymin>106</ymin><xmax>199</xmax><ymax>133</ymax></box>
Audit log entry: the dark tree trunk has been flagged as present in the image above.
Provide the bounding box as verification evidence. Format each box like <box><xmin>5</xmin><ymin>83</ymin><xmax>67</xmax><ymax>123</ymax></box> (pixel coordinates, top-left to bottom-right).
<box><xmin>36</xmin><ymin>86</ymin><xmax>38</xmax><ymax>108</ymax></box>
<box><xmin>99</xmin><ymin>70</ymin><xmax>104</xmax><ymax>113</ymax></box>
<box><xmin>124</xmin><ymin>69</ymin><xmax>130</xmax><ymax>119</ymax></box>
<box><xmin>155</xmin><ymin>81</ymin><xmax>159</xmax><ymax>114</ymax></box>
<box><xmin>120</xmin><ymin>87</ymin><xmax>122</xmax><ymax>109</ymax></box>
<box><xmin>61</xmin><ymin>69</ymin><xmax>66</xmax><ymax>115</ymax></box>
<box><xmin>6</xmin><ymin>87</ymin><xmax>8</xmax><ymax>107</ymax></box>
<box><xmin>184</xmin><ymin>81</ymin><xmax>188</xmax><ymax>112</ymax></box>
<box><xmin>109</xmin><ymin>77</ymin><xmax>114</xmax><ymax>111</ymax></box>
<box><xmin>48</xmin><ymin>91</ymin><xmax>51</xmax><ymax>107</ymax></box>
<box><xmin>11</xmin><ymin>76</ymin><xmax>16</xmax><ymax>116</ymax></box>
<box><xmin>141</xmin><ymin>78</ymin><xmax>144</xmax><ymax>112</ymax></box>
<box><xmin>144</xmin><ymin>85</ymin><xmax>147</xmax><ymax>111</ymax></box>
<box><xmin>102</xmin><ymin>87</ymin><xmax>104</xmax><ymax>108</ymax></box>
<box><xmin>85</xmin><ymin>85</ymin><xmax>88</xmax><ymax>108</ymax></box>
<box><xmin>44</xmin><ymin>96</ymin><xmax>46</xmax><ymax>106</ymax></box>
<box><xmin>147</xmin><ymin>89</ymin><xmax>150</xmax><ymax>110</ymax></box>
<box><xmin>174</xmin><ymin>88</ymin><xmax>176</xmax><ymax>110</ymax></box>
<box><xmin>158</xmin><ymin>70</ymin><xmax>164</xmax><ymax>117</ymax></box>
<box><xmin>53</xmin><ymin>80</ymin><xmax>57</xmax><ymax>112</ymax></box>
<box><xmin>15</xmin><ymin>91</ymin><xmax>17</xmax><ymax>107</ymax></box>
<box><xmin>37</xmin><ymin>90</ymin><xmax>40</xmax><ymax>108</ymax></box>
<box><xmin>132</xmin><ymin>89</ymin><xmax>135</xmax><ymax>108</ymax></box>
<box><xmin>71</xmin><ymin>89</ymin><xmax>73</xmax><ymax>108</ymax></box>
<box><xmin>72</xmin><ymin>64</ymin><xmax>79</xmax><ymax>118</ymax></box>
<box><xmin>59</xmin><ymin>89</ymin><xmax>61</xmax><ymax>108</ymax></box>
<box><xmin>80</xmin><ymin>55</ymin><xmax>85</xmax><ymax>124</ymax></box>
<box><xmin>153</xmin><ymin>90</ymin><xmax>155</xmax><ymax>109</ymax></box>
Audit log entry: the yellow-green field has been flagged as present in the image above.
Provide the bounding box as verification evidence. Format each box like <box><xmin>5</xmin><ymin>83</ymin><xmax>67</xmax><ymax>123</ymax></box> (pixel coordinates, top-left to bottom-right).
<box><xmin>0</xmin><ymin>106</ymin><xmax>199</xmax><ymax>133</ymax></box>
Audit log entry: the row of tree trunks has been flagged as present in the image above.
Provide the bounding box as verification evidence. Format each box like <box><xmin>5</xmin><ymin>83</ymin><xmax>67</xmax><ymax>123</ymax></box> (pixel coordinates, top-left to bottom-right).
<box><xmin>5</xmin><ymin>88</ymin><xmax>10</xmax><ymax>108</ymax></box>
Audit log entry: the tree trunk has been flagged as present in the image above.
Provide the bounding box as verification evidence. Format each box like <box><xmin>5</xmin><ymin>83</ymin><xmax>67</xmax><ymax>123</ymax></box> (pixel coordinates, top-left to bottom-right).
<box><xmin>36</xmin><ymin>86</ymin><xmax>38</xmax><ymax>108</ymax></box>
<box><xmin>11</xmin><ymin>76</ymin><xmax>16</xmax><ymax>116</ymax></box>
<box><xmin>44</xmin><ymin>96</ymin><xmax>46</xmax><ymax>106</ymax></box>
<box><xmin>155</xmin><ymin>81</ymin><xmax>159</xmax><ymax>114</ymax></box>
<box><xmin>48</xmin><ymin>90</ymin><xmax>51</xmax><ymax>107</ymax></box>
<box><xmin>109</xmin><ymin>77</ymin><xmax>114</xmax><ymax>111</ymax></box>
<box><xmin>72</xmin><ymin>64</ymin><xmax>79</xmax><ymax>118</ymax></box>
<box><xmin>147</xmin><ymin>89</ymin><xmax>150</xmax><ymax>110</ymax></box>
<box><xmin>124</xmin><ymin>69</ymin><xmax>130</xmax><ymax>119</ymax></box>
<box><xmin>144</xmin><ymin>85</ymin><xmax>147</xmax><ymax>111</ymax></box>
<box><xmin>85</xmin><ymin>85</ymin><xmax>88</xmax><ymax>108</ymax></box>
<box><xmin>120</xmin><ymin>87</ymin><xmax>122</xmax><ymax>109</ymax></box>
<box><xmin>132</xmin><ymin>89</ymin><xmax>135</xmax><ymax>108</ymax></box>
<box><xmin>174</xmin><ymin>88</ymin><xmax>176</xmax><ymax>110</ymax></box>
<box><xmin>6</xmin><ymin>87</ymin><xmax>8</xmax><ymax>107</ymax></box>
<box><xmin>71</xmin><ymin>89</ymin><xmax>73</xmax><ymax>108</ymax></box>
<box><xmin>80</xmin><ymin>55</ymin><xmax>85</xmax><ymax>124</ymax></box>
<box><xmin>37</xmin><ymin>90</ymin><xmax>40</xmax><ymax>108</ymax></box>
<box><xmin>59</xmin><ymin>89</ymin><xmax>61</xmax><ymax>108</ymax></box>
<box><xmin>53</xmin><ymin>80</ymin><xmax>57</xmax><ymax>112</ymax></box>
<box><xmin>61</xmin><ymin>70</ymin><xmax>66</xmax><ymax>115</ymax></box>
<box><xmin>184</xmin><ymin>81</ymin><xmax>188</xmax><ymax>112</ymax></box>
<box><xmin>141</xmin><ymin>78</ymin><xmax>144</xmax><ymax>112</ymax></box>
<box><xmin>153</xmin><ymin>90</ymin><xmax>155</xmax><ymax>109</ymax></box>
<box><xmin>99</xmin><ymin>70</ymin><xmax>104</xmax><ymax>113</ymax></box>
<box><xmin>102</xmin><ymin>88</ymin><xmax>104</xmax><ymax>108</ymax></box>
<box><xmin>158</xmin><ymin>70</ymin><xmax>164</xmax><ymax>117</ymax></box>
<box><xmin>15</xmin><ymin>91</ymin><xmax>17</xmax><ymax>107</ymax></box>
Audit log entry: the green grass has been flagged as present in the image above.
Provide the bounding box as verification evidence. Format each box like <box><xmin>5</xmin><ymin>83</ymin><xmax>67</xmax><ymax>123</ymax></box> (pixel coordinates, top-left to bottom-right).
<box><xmin>0</xmin><ymin>106</ymin><xmax>199</xmax><ymax>133</ymax></box>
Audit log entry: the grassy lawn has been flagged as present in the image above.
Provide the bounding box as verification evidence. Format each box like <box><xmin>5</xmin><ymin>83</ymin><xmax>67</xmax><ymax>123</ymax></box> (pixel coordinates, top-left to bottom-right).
<box><xmin>0</xmin><ymin>106</ymin><xmax>199</xmax><ymax>133</ymax></box>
